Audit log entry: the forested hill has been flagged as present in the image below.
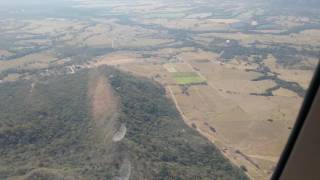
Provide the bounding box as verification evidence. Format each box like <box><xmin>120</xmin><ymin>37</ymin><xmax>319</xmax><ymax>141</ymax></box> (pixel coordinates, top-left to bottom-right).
<box><xmin>0</xmin><ymin>66</ymin><xmax>248</xmax><ymax>180</ymax></box>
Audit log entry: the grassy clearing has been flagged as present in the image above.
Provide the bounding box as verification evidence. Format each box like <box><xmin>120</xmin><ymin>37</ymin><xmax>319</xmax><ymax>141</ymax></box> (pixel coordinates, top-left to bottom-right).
<box><xmin>173</xmin><ymin>72</ymin><xmax>206</xmax><ymax>85</ymax></box>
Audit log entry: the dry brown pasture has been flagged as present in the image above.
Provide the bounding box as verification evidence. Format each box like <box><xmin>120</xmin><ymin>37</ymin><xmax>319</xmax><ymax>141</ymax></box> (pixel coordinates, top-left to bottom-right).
<box><xmin>0</xmin><ymin>49</ymin><xmax>13</xmax><ymax>57</ymax></box>
<box><xmin>263</xmin><ymin>55</ymin><xmax>315</xmax><ymax>89</ymax></box>
<box><xmin>81</xmin><ymin>22</ymin><xmax>173</xmax><ymax>48</ymax></box>
<box><xmin>0</xmin><ymin>51</ymin><xmax>57</xmax><ymax>72</ymax></box>
<box><xmin>266</xmin><ymin>15</ymin><xmax>314</xmax><ymax>29</ymax></box>
<box><xmin>117</xmin><ymin>49</ymin><xmax>309</xmax><ymax>179</ymax></box>
<box><xmin>140</xmin><ymin>18</ymin><xmax>235</xmax><ymax>31</ymax></box>
<box><xmin>22</xmin><ymin>19</ymin><xmax>86</xmax><ymax>34</ymax></box>
<box><xmin>166</xmin><ymin>58</ymin><xmax>303</xmax><ymax>179</ymax></box>
<box><xmin>89</xmin><ymin>52</ymin><xmax>143</xmax><ymax>67</ymax></box>
<box><xmin>197</xmin><ymin>31</ymin><xmax>320</xmax><ymax>46</ymax></box>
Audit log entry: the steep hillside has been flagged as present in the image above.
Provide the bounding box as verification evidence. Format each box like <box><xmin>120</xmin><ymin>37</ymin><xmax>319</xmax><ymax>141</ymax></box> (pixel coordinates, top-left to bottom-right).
<box><xmin>0</xmin><ymin>66</ymin><xmax>248</xmax><ymax>180</ymax></box>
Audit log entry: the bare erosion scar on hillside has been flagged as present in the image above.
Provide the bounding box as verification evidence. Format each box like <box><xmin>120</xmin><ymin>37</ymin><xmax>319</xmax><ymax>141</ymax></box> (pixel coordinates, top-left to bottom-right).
<box><xmin>87</xmin><ymin>71</ymin><xmax>119</xmax><ymax>144</ymax></box>
<box><xmin>87</xmin><ymin>70</ymin><xmax>131</xmax><ymax>179</ymax></box>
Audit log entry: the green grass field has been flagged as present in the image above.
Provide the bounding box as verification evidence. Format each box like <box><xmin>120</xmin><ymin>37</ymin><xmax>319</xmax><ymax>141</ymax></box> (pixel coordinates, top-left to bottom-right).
<box><xmin>173</xmin><ymin>72</ymin><xmax>206</xmax><ymax>85</ymax></box>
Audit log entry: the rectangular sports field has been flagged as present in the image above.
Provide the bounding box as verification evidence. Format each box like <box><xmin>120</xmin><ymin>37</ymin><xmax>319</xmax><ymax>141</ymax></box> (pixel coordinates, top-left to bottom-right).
<box><xmin>173</xmin><ymin>72</ymin><xmax>206</xmax><ymax>85</ymax></box>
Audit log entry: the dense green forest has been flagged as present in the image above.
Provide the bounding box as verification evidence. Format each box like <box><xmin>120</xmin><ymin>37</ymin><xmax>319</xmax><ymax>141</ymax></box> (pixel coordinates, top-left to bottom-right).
<box><xmin>0</xmin><ymin>66</ymin><xmax>248</xmax><ymax>180</ymax></box>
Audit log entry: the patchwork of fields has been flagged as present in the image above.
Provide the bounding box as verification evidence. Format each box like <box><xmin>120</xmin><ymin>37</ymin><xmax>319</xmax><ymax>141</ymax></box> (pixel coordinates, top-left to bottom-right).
<box><xmin>0</xmin><ymin>0</ymin><xmax>319</xmax><ymax>179</ymax></box>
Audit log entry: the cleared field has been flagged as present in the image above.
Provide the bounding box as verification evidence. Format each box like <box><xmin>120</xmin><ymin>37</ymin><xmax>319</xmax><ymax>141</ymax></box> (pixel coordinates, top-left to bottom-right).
<box><xmin>197</xmin><ymin>31</ymin><xmax>320</xmax><ymax>46</ymax></box>
<box><xmin>0</xmin><ymin>49</ymin><xmax>12</xmax><ymax>57</ymax></box>
<box><xmin>185</xmin><ymin>13</ymin><xmax>212</xmax><ymax>19</ymax></box>
<box><xmin>168</xmin><ymin>78</ymin><xmax>300</xmax><ymax>179</ymax></box>
<box><xmin>141</xmin><ymin>18</ymin><xmax>232</xmax><ymax>31</ymax></box>
<box><xmin>178</xmin><ymin>50</ymin><xmax>219</xmax><ymax>62</ymax></box>
<box><xmin>143</xmin><ymin>12</ymin><xmax>185</xmax><ymax>19</ymax></box>
<box><xmin>263</xmin><ymin>55</ymin><xmax>316</xmax><ymax>89</ymax></box>
<box><xmin>0</xmin><ymin>51</ymin><xmax>57</xmax><ymax>72</ymax></box>
<box><xmin>173</xmin><ymin>72</ymin><xmax>206</xmax><ymax>85</ymax></box>
<box><xmin>89</xmin><ymin>52</ymin><xmax>142</xmax><ymax>67</ymax></box>
<box><xmin>163</xmin><ymin>64</ymin><xmax>177</xmax><ymax>72</ymax></box>
<box><xmin>120</xmin><ymin>51</ymin><xmax>311</xmax><ymax>179</ymax></box>
<box><xmin>22</xmin><ymin>19</ymin><xmax>86</xmax><ymax>34</ymax></box>
<box><xmin>273</xmin><ymin>88</ymin><xmax>298</xmax><ymax>97</ymax></box>
<box><xmin>81</xmin><ymin>22</ymin><xmax>173</xmax><ymax>48</ymax></box>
